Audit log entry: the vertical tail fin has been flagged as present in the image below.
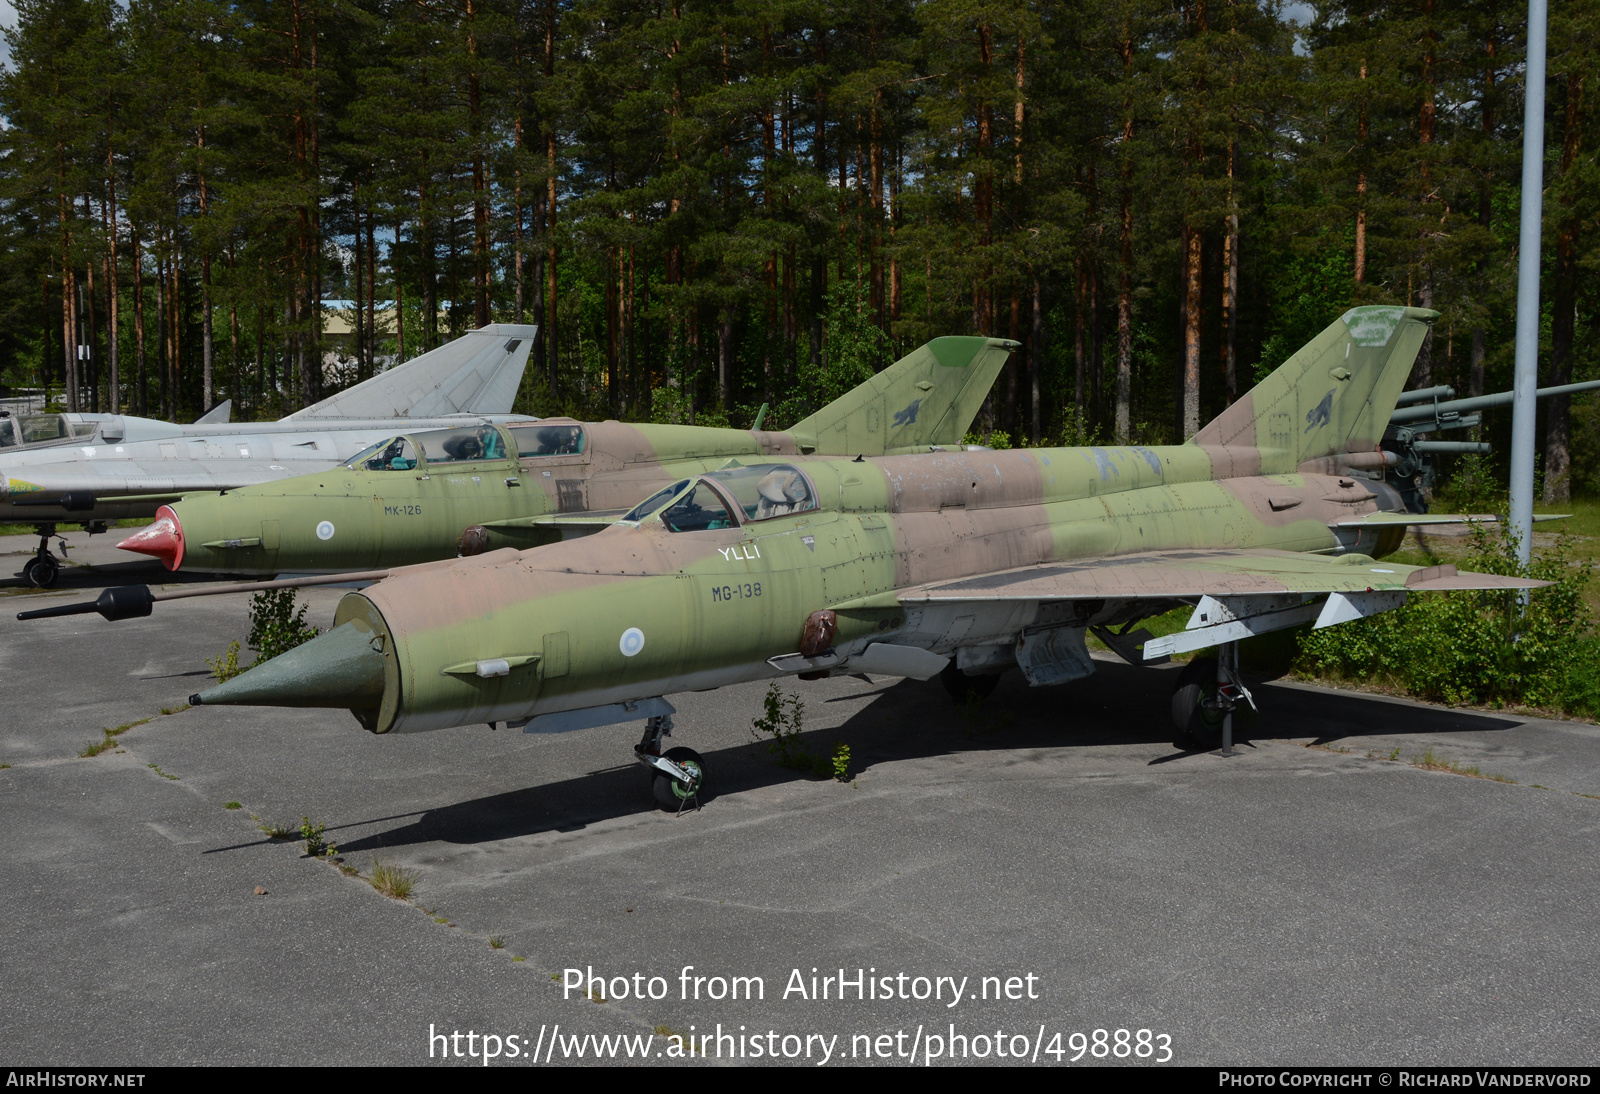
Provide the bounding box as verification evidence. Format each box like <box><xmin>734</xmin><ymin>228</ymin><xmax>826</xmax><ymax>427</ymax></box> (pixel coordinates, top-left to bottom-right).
<box><xmin>285</xmin><ymin>323</ymin><xmax>539</xmax><ymax>420</ymax></box>
<box><xmin>788</xmin><ymin>337</ymin><xmax>1017</xmax><ymax>455</ymax></box>
<box><xmin>1191</xmin><ymin>306</ymin><xmax>1436</xmax><ymax>467</ymax></box>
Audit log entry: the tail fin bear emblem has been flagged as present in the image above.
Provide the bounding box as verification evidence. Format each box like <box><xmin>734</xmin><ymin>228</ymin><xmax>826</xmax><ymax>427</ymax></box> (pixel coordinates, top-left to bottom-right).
<box><xmin>1304</xmin><ymin>390</ymin><xmax>1335</xmax><ymax>433</ymax></box>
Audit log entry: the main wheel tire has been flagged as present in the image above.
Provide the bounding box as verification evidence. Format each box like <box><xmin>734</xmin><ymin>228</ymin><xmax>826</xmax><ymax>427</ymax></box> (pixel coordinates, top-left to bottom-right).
<box><xmin>1171</xmin><ymin>656</ymin><xmax>1224</xmax><ymax>749</ymax></box>
<box><xmin>940</xmin><ymin>661</ymin><xmax>1002</xmax><ymax>704</ymax></box>
<box><xmin>651</xmin><ymin>746</ymin><xmax>704</xmax><ymax>811</ymax></box>
<box><xmin>24</xmin><ymin>556</ymin><xmax>59</xmax><ymax>589</ymax></box>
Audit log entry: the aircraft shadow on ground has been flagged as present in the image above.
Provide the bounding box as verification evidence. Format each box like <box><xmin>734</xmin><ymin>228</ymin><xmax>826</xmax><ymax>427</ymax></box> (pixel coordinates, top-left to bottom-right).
<box><xmin>2</xmin><ymin>557</ymin><xmax>231</xmax><ymax>593</ymax></box>
<box><xmin>330</xmin><ymin>660</ymin><xmax>1522</xmax><ymax>853</ymax></box>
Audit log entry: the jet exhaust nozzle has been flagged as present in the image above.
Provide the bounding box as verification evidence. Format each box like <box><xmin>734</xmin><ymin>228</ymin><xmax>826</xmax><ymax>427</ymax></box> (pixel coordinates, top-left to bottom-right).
<box><xmin>190</xmin><ymin>621</ymin><xmax>385</xmax><ymax>711</ymax></box>
<box><xmin>117</xmin><ymin>505</ymin><xmax>185</xmax><ymax>570</ymax></box>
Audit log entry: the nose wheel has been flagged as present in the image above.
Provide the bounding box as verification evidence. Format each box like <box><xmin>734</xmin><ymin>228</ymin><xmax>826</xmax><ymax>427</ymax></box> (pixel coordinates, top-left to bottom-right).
<box><xmin>23</xmin><ymin>526</ymin><xmax>64</xmax><ymax>588</ymax></box>
<box><xmin>634</xmin><ymin>715</ymin><xmax>704</xmax><ymax>813</ymax></box>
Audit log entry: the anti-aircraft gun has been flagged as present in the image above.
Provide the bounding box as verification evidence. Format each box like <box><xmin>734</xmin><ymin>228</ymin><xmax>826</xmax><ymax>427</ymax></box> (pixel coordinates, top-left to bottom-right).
<box><xmin>1381</xmin><ymin>379</ymin><xmax>1600</xmax><ymax>512</ymax></box>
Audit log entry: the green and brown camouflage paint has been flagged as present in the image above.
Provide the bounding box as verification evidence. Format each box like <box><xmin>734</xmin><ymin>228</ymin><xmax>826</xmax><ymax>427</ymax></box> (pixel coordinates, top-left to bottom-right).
<box><xmin>193</xmin><ymin>306</ymin><xmax>1537</xmax><ymax>735</ymax></box>
<box><xmin>128</xmin><ymin>337</ymin><xmax>1016</xmax><ymax>575</ymax></box>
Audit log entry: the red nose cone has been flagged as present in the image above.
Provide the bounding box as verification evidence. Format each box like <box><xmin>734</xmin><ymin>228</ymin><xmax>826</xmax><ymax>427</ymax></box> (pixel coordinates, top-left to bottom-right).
<box><xmin>117</xmin><ymin>505</ymin><xmax>185</xmax><ymax>571</ymax></box>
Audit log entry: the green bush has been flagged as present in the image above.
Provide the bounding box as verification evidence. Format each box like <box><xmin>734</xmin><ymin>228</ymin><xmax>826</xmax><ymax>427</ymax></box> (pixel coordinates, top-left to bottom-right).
<box><xmin>247</xmin><ymin>589</ymin><xmax>320</xmax><ymax>664</ymax></box>
<box><xmin>1295</xmin><ymin>528</ymin><xmax>1600</xmax><ymax>719</ymax></box>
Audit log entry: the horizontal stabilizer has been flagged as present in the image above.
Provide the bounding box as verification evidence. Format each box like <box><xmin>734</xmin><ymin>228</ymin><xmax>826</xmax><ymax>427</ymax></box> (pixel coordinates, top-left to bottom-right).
<box><xmin>285</xmin><ymin>324</ymin><xmax>538</xmax><ymax>420</ymax></box>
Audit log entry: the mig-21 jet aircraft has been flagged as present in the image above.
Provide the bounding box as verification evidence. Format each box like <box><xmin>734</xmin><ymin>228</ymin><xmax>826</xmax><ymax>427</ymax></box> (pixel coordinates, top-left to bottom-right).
<box><xmin>113</xmin><ymin>337</ymin><xmax>1016</xmax><ymax>575</ymax></box>
<box><xmin>30</xmin><ymin>307</ymin><xmax>1543</xmax><ymax>803</ymax></box>
<box><xmin>1</xmin><ymin>324</ymin><xmax>540</xmax><ymax>586</ymax></box>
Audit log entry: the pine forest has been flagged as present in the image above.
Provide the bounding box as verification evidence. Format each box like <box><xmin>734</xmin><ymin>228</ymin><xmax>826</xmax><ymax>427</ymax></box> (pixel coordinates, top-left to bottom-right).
<box><xmin>1</xmin><ymin>0</ymin><xmax>1597</xmax><ymax>499</ymax></box>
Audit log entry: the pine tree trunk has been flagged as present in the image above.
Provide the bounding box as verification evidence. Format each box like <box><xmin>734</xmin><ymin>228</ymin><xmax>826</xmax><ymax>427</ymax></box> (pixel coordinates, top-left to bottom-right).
<box><xmin>132</xmin><ymin>228</ymin><xmax>146</xmax><ymax>415</ymax></box>
<box><xmin>1545</xmin><ymin>71</ymin><xmax>1583</xmax><ymax>504</ymax></box>
<box><xmin>1182</xmin><ymin>226</ymin><xmax>1202</xmax><ymax>439</ymax></box>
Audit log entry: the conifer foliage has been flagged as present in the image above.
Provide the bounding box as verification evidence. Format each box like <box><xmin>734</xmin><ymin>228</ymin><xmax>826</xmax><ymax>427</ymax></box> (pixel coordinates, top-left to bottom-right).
<box><xmin>0</xmin><ymin>0</ymin><xmax>1595</xmax><ymax>491</ymax></box>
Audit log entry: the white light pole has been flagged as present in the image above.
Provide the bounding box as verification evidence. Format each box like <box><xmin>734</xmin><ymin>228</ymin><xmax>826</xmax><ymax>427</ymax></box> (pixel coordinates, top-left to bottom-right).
<box><xmin>1508</xmin><ymin>0</ymin><xmax>1548</xmax><ymax>571</ymax></box>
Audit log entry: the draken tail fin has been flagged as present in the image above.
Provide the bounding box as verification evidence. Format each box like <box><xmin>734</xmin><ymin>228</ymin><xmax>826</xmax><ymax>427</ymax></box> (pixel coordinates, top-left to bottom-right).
<box><xmin>1191</xmin><ymin>306</ymin><xmax>1436</xmax><ymax>468</ymax></box>
<box><xmin>788</xmin><ymin>337</ymin><xmax>1017</xmax><ymax>456</ymax></box>
<box><xmin>284</xmin><ymin>323</ymin><xmax>539</xmax><ymax>420</ymax></box>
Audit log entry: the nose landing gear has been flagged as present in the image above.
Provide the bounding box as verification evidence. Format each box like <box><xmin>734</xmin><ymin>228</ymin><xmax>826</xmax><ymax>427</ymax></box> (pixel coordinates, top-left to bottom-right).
<box><xmin>23</xmin><ymin>524</ymin><xmax>65</xmax><ymax>588</ymax></box>
<box><xmin>634</xmin><ymin>714</ymin><xmax>704</xmax><ymax>813</ymax></box>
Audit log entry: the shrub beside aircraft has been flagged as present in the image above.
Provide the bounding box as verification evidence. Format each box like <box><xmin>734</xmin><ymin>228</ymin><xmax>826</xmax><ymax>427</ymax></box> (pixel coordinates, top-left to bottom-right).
<box><xmin>28</xmin><ymin>307</ymin><xmax>1543</xmax><ymax>807</ymax></box>
<box><xmin>2</xmin><ymin>324</ymin><xmax>541</xmax><ymax>586</ymax></box>
<box><xmin>115</xmin><ymin>337</ymin><xmax>1016</xmax><ymax>574</ymax></box>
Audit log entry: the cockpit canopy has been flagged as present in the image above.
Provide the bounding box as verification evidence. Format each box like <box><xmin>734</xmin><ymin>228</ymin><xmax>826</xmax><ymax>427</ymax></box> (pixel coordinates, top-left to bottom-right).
<box><xmin>622</xmin><ymin>464</ymin><xmax>818</xmax><ymax>532</ymax></box>
<box><xmin>0</xmin><ymin>413</ymin><xmax>98</xmax><ymax>450</ymax></box>
<box><xmin>344</xmin><ymin>425</ymin><xmax>508</xmax><ymax>471</ymax></box>
<box><xmin>507</xmin><ymin>422</ymin><xmax>584</xmax><ymax>457</ymax></box>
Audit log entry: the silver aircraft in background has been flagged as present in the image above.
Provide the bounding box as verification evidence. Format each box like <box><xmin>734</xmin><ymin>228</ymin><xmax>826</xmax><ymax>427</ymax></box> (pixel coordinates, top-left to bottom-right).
<box><xmin>2</xmin><ymin>323</ymin><xmax>539</xmax><ymax>586</ymax></box>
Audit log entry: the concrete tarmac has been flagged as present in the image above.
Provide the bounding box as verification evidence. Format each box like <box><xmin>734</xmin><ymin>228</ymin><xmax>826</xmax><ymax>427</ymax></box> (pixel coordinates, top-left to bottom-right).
<box><xmin>3</xmin><ymin>577</ymin><xmax>1598</xmax><ymax>1067</ymax></box>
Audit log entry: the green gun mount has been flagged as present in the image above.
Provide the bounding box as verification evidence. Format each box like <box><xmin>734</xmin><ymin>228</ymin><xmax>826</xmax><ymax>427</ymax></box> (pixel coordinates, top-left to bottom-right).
<box><xmin>1382</xmin><ymin>379</ymin><xmax>1600</xmax><ymax>512</ymax></box>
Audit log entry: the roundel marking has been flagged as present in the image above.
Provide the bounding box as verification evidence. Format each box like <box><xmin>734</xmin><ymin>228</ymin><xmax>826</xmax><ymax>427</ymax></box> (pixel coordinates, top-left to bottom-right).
<box><xmin>619</xmin><ymin>628</ymin><xmax>645</xmax><ymax>657</ymax></box>
<box><xmin>316</xmin><ymin>520</ymin><xmax>336</xmax><ymax>541</ymax></box>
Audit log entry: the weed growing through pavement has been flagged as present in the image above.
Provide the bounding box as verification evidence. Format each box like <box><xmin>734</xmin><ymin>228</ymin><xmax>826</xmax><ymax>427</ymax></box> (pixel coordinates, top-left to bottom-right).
<box><xmin>76</xmin><ymin>716</ymin><xmax>154</xmax><ymax>759</ymax></box>
<box><xmin>299</xmin><ymin>816</ymin><xmax>335</xmax><ymax>858</ymax></box>
<box><xmin>247</xmin><ymin>589</ymin><xmax>321</xmax><ymax>663</ymax></box>
<box><xmin>369</xmin><ymin>858</ymin><xmax>419</xmax><ymax>900</ymax></box>
<box><xmin>146</xmin><ymin>763</ymin><xmax>177</xmax><ymax>780</ymax></box>
<box><xmin>207</xmin><ymin>641</ymin><xmax>243</xmax><ymax>683</ymax></box>
<box><xmin>224</xmin><ymin>802</ymin><xmax>242</xmax><ymax>810</ymax></box>
<box><xmin>260</xmin><ymin>822</ymin><xmax>297</xmax><ymax>840</ymax></box>
<box><xmin>831</xmin><ymin>743</ymin><xmax>851</xmax><ymax>782</ymax></box>
<box><xmin>750</xmin><ymin>683</ymin><xmax>838</xmax><ymax>778</ymax></box>
<box><xmin>488</xmin><ymin>936</ymin><xmax>505</xmax><ymax>949</ymax></box>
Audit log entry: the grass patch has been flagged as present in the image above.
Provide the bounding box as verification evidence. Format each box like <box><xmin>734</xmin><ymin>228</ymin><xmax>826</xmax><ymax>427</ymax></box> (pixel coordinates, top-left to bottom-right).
<box><xmin>260</xmin><ymin>822</ymin><xmax>298</xmax><ymax>840</ymax></box>
<box><xmin>146</xmin><ymin>763</ymin><xmax>178</xmax><ymax>780</ymax></box>
<box><xmin>488</xmin><ymin>936</ymin><xmax>505</xmax><ymax>949</ymax></box>
<box><xmin>224</xmin><ymin>801</ymin><xmax>242</xmax><ymax>810</ymax></box>
<box><xmin>158</xmin><ymin>704</ymin><xmax>190</xmax><ymax>716</ymax></box>
<box><xmin>511</xmin><ymin>956</ymin><xmax>525</xmax><ymax>962</ymax></box>
<box><xmin>78</xmin><ymin>734</ymin><xmax>116</xmax><ymax>758</ymax></box>
<box><xmin>1409</xmin><ymin>747</ymin><xmax>1516</xmax><ymax>783</ymax></box>
<box><xmin>76</xmin><ymin>715</ymin><xmax>154</xmax><ymax>759</ymax></box>
<box><xmin>369</xmin><ymin>858</ymin><xmax>419</xmax><ymax>900</ymax></box>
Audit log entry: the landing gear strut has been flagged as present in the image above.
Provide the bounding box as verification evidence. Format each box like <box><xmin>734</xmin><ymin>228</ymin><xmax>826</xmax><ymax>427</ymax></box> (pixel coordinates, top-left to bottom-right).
<box><xmin>23</xmin><ymin>524</ymin><xmax>64</xmax><ymax>588</ymax></box>
<box><xmin>1170</xmin><ymin>641</ymin><xmax>1255</xmax><ymax>755</ymax></box>
<box><xmin>634</xmin><ymin>714</ymin><xmax>703</xmax><ymax>813</ymax></box>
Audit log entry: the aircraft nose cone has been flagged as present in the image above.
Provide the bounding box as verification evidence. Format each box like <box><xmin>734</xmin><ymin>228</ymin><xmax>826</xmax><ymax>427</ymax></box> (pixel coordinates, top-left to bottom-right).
<box><xmin>116</xmin><ymin>505</ymin><xmax>185</xmax><ymax>570</ymax></box>
<box><xmin>190</xmin><ymin>622</ymin><xmax>386</xmax><ymax>710</ymax></box>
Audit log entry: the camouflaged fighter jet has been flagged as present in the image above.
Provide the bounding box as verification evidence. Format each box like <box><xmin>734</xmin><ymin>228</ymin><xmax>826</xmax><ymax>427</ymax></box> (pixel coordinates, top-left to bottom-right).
<box><xmin>113</xmin><ymin>337</ymin><xmax>1016</xmax><ymax>576</ymax></box>
<box><xmin>31</xmin><ymin>306</ymin><xmax>1544</xmax><ymax>805</ymax></box>
<box><xmin>2</xmin><ymin>324</ymin><xmax>539</xmax><ymax>587</ymax></box>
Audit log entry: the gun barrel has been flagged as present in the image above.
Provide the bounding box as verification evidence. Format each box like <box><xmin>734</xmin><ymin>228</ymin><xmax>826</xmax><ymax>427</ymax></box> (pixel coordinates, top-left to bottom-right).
<box><xmin>1413</xmin><ymin>441</ymin><xmax>1493</xmax><ymax>455</ymax></box>
<box><xmin>1394</xmin><ymin>385</ymin><xmax>1456</xmax><ymax>406</ymax></box>
<box><xmin>1390</xmin><ymin>378</ymin><xmax>1600</xmax><ymax>424</ymax></box>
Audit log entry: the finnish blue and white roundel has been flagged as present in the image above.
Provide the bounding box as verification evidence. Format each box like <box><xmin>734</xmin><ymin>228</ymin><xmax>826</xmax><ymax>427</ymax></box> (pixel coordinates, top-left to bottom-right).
<box><xmin>316</xmin><ymin>520</ymin><xmax>336</xmax><ymax>541</ymax></box>
<box><xmin>619</xmin><ymin>628</ymin><xmax>645</xmax><ymax>657</ymax></box>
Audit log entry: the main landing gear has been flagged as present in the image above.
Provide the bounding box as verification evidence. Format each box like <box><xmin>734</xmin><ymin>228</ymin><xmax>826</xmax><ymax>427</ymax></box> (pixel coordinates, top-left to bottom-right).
<box><xmin>634</xmin><ymin>714</ymin><xmax>704</xmax><ymax>813</ymax></box>
<box><xmin>1170</xmin><ymin>641</ymin><xmax>1256</xmax><ymax>755</ymax></box>
<box><xmin>23</xmin><ymin>524</ymin><xmax>66</xmax><ymax>588</ymax></box>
